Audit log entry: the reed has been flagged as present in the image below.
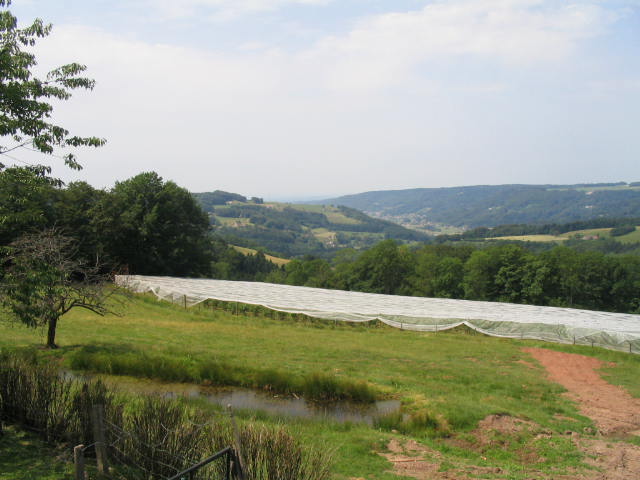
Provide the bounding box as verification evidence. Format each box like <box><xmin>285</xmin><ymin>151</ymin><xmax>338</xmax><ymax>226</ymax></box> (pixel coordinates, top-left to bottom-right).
<box><xmin>0</xmin><ymin>353</ymin><xmax>332</xmax><ymax>480</ymax></box>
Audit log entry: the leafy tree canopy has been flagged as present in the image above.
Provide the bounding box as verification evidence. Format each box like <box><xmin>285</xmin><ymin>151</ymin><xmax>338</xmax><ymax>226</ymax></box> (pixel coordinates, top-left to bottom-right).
<box><xmin>0</xmin><ymin>0</ymin><xmax>104</xmax><ymax>172</ymax></box>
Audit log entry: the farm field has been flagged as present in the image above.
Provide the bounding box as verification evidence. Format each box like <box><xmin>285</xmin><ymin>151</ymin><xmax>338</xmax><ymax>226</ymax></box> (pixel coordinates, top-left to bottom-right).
<box><xmin>490</xmin><ymin>226</ymin><xmax>640</xmax><ymax>243</ymax></box>
<box><xmin>1</xmin><ymin>295</ymin><xmax>640</xmax><ymax>479</ymax></box>
<box><xmin>232</xmin><ymin>245</ymin><xmax>291</xmax><ymax>265</ymax></box>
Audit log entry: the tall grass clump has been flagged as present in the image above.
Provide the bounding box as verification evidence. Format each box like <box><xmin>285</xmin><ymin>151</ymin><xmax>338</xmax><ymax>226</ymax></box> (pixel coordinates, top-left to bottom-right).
<box><xmin>302</xmin><ymin>373</ymin><xmax>376</xmax><ymax>403</ymax></box>
<box><xmin>373</xmin><ymin>409</ymin><xmax>449</xmax><ymax>436</ymax></box>
<box><xmin>0</xmin><ymin>352</ymin><xmax>333</xmax><ymax>480</ymax></box>
<box><xmin>69</xmin><ymin>346</ymin><xmax>377</xmax><ymax>403</ymax></box>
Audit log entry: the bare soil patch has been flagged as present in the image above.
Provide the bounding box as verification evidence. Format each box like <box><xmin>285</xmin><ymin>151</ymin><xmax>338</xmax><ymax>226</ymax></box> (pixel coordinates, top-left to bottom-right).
<box><xmin>377</xmin><ymin>349</ymin><xmax>640</xmax><ymax>479</ymax></box>
<box><xmin>523</xmin><ymin>348</ymin><xmax>640</xmax><ymax>436</ymax></box>
<box><xmin>380</xmin><ymin>438</ymin><xmax>504</xmax><ymax>480</ymax></box>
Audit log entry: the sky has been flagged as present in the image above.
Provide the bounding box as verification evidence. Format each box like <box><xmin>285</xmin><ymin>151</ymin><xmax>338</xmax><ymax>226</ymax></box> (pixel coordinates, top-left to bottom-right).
<box><xmin>5</xmin><ymin>0</ymin><xmax>640</xmax><ymax>200</ymax></box>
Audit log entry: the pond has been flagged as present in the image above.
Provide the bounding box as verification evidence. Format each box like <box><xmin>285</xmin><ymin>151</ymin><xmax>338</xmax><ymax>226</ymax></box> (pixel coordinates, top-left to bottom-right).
<box><xmin>62</xmin><ymin>371</ymin><xmax>401</xmax><ymax>425</ymax></box>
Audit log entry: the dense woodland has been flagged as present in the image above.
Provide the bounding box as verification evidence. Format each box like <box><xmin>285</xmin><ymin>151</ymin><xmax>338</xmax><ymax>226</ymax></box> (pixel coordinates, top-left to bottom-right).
<box><xmin>268</xmin><ymin>241</ymin><xmax>640</xmax><ymax>313</ymax></box>
<box><xmin>3</xmin><ymin>166</ymin><xmax>640</xmax><ymax>315</ymax></box>
<box><xmin>327</xmin><ymin>183</ymin><xmax>640</xmax><ymax>228</ymax></box>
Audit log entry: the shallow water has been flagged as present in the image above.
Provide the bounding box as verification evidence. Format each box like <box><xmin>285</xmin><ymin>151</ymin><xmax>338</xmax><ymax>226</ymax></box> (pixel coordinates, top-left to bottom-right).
<box><xmin>62</xmin><ymin>371</ymin><xmax>400</xmax><ymax>425</ymax></box>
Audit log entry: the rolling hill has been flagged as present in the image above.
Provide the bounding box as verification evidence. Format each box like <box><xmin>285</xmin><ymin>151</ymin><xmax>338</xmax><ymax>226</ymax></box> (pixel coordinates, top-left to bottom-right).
<box><xmin>192</xmin><ymin>191</ymin><xmax>428</xmax><ymax>258</ymax></box>
<box><xmin>322</xmin><ymin>183</ymin><xmax>640</xmax><ymax>230</ymax></box>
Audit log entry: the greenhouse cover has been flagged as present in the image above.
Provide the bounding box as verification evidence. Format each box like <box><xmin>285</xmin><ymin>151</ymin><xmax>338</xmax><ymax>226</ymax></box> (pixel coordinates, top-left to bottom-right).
<box><xmin>116</xmin><ymin>275</ymin><xmax>640</xmax><ymax>353</ymax></box>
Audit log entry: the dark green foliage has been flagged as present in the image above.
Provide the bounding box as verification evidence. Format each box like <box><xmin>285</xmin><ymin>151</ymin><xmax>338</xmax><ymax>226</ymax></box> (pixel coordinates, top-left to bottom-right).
<box><xmin>610</xmin><ymin>225</ymin><xmax>636</xmax><ymax>237</ymax></box>
<box><xmin>210</xmin><ymin>237</ymin><xmax>279</xmax><ymax>281</ymax></box>
<box><xmin>0</xmin><ymin>169</ymin><xmax>215</xmax><ymax>278</ymax></box>
<box><xmin>193</xmin><ymin>190</ymin><xmax>248</xmax><ymax>209</ymax></box>
<box><xmin>270</xmin><ymin>239</ymin><xmax>640</xmax><ymax>314</ymax></box>
<box><xmin>0</xmin><ymin>166</ymin><xmax>57</xmax><ymax>245</ymax></box>
<box><xmin>96</xmin><ymin>172</ymin><xmax>213</xmax><ymax>276</ymax></box>
<box><xmin>0</xmin><ymin>1</ymin><xmax>104</xmax><ymax>170</ymax></box>
<box><xmin>326</xmin><ymin>184</ymin><xmax>640</xmax><ymax>228</ymax></box>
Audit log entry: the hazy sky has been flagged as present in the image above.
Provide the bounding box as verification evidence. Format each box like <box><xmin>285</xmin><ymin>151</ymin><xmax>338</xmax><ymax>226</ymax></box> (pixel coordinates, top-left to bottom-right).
<box><xmin>6</xmin><ymin>0</ymin><xmax>640</xmax><ymax>199</ymax></box>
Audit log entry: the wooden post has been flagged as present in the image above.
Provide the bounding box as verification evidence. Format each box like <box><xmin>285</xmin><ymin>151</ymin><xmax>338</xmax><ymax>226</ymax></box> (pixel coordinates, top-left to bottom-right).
<box><xmin>228</xmin><ymin>406</ymin><xmax>246</xmax><ymax>480</ymax></box>
<box><xmin>91</xmin><ymin>405</ymin><xmax>109</xmax><ymax>475</ymax></box>
<box><xmin>74</xmin><ymin>445</ymin><xmax>86</xmax><ymax>480</ymax></box>
<box><xmin>183</xmin><ymin>294</ymin><xmax>187</xmax><ymax>309</ymax></box>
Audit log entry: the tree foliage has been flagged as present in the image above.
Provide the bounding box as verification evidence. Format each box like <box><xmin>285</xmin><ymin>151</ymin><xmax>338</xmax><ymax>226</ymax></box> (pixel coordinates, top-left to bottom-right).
<box><xmin>0</xmin><ymin>0</ymin><xmax>104</xmax><ymax>171</ymax></box>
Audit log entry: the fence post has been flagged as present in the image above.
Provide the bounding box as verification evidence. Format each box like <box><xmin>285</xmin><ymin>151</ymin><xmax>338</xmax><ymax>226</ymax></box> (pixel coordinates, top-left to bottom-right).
<box><xmin>74</xmin><ymin>445</ymin><xmax>86</xmax><ymax>480</ymax></box>
<box><xmin>183</xmin><ymin>294</ymin><xmax>187</xmax><ymax>309</ymax></box>
<box><xmin>91</xmin><ymin>405</ymin><xmax>109</xmax><ymax>475</ymax></box>
<box><xmin>228</xmin><ymin>406</ymin><xmax>246</xmax><ymax>480</ymax></box>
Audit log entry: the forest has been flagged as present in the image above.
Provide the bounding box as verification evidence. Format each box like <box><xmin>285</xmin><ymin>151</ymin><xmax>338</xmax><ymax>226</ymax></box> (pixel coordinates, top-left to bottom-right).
<box><xmin>3</xmin><ymin>165</ymin><xmax>640</xmax><ymax>315</ymax></box>
<box><xmin>326</xmin><ymin>183</ymin><xmax>640</xmax><ymax>228</ymax></box>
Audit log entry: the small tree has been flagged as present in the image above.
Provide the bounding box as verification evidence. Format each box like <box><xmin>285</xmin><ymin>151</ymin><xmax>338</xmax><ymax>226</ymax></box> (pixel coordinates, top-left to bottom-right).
<box><xmin>0</xmin><ymin>230</ymin><xmax>120</xmax><ymax>348</ymax></box>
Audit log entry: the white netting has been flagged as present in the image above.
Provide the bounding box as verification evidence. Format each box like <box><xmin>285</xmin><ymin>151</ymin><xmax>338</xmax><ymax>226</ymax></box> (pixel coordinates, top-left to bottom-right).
<box><xmin>116</xmin><ymin>275</ymin><xmax>640</xmax><ymax>353</ymax></box>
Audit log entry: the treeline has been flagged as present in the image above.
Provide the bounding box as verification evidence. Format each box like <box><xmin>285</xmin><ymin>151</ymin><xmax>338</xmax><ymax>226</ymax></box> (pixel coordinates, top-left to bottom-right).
<box><xmin>4</xmin><ymin>166</ymin><xmax>640</xmax><ymax>314</ymax></box>
<box><xmin>0</xmin><ymin>167</ymin><xmax>273</xmax><ymax>280</ymax></box>
<box><xmin>327</xmin><ymin>184</ymin><xmax>640</xmax><ymax>227</ymax></box>
<box><xmin>440</xmin><ymin>217</ymin><xmax>640</xmax><ymax>241</ymax></box>
<box><xmin>263</xmin><ymin>240</ymin><xmax>640</xmax><ymax>314</ymax></box>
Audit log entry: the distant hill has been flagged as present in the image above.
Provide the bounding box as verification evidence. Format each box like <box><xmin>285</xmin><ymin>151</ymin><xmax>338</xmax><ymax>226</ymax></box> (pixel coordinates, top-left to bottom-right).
<box><xmin>192</xmin><ymin>193</ymin><xmax>429</xmax><ymax>258</ymax></box>
<box><xmin>322</xmin><ymin>183</ymin><xmax>640</xmax><ymax>229</ymax></box>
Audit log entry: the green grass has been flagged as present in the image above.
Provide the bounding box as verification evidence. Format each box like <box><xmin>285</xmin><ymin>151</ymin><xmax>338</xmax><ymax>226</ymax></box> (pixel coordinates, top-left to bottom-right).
<box><xmin>617</xmin><ymin>226</ymin><xmax>640</xmax><ymax>244</ymax></box>
<box><xmin>0</xmin><ymin>426</ymin><xmax>74</xmax><ymax>480</ymax></box>
<box><xmin>489</xmin><ymin>226</ymin><xmax>640</xmax><ymax>244</ymax></box>
<box><xmin>2</xmin><ymin>294</ymin><xmax>639</xmax><ymax>479</ymax></box>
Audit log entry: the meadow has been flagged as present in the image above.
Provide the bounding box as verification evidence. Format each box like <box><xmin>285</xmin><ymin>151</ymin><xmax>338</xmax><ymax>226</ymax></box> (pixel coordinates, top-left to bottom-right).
<box><xmin>2</xmin><ymin>294</ymin><xmax>640</xmax><ymax>479</ymax></box>
<box><xmin>490</xmin><ymin>225</ymin><xmax>640</xmax><ymax>243</ymax></box>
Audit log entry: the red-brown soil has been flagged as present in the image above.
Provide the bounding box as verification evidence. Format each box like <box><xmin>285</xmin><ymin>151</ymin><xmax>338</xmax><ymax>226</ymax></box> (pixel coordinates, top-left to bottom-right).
<box><xmin>375</xmin><ymin>348</ymin><xmax>640</xmax><ymax>479</ymax></box>
<box><xmin>523</xmin><ymin>348</ymin><xmax>640</xmax><ymax>436</ymax></box>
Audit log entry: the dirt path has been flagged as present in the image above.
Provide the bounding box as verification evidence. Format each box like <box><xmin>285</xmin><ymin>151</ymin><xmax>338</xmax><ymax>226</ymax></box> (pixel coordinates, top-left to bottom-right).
<box><xmin>376</xmin><ymin>348</ymin><xmax>640</xmax><ymax>480</ymax></box>
<box><xmin>524</xmin><ymin>347</ymin><xmax>640</xmax><ymax>480</ymax></box>
<box><xmin>523</xmin><ymin>347</ymin><xmax>640</xmax><ymax>436</ymax></box>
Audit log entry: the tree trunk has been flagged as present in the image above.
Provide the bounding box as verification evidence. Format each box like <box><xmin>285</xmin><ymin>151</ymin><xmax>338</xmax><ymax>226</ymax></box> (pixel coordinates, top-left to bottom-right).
<box><xmin>46</xmin><ymin>316</ymin><xmax>59</xmax><ymax>349</ymax></box>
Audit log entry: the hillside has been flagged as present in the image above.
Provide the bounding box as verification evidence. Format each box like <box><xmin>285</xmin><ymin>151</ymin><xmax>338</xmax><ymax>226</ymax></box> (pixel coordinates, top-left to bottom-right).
<box><xmin>192</xmin><ymin>191</ymin><xmax>428</xmax><ymax>257</ymax></box>
<box><xmin>323</xmin><ymin>183</ymin><xmax>640</xmax><ymax>230</ymax></box>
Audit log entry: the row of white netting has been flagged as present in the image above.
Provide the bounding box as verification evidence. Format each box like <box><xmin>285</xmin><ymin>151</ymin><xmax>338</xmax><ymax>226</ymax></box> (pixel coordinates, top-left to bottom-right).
<box><xmin>115</xmin><ymin>275</ymin><xmax>640</xmax><ymax>354</ymax></box>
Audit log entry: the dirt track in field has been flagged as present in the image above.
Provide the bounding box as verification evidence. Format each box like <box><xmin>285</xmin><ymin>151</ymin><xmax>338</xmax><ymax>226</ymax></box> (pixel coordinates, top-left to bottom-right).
<box><xmin>524</xmin><ymin>347</ymin><xmax>640</xmax><ymax>480</ymax></box>
<box><xmin>376</xmin><ymin>348</ymin><xmax>640</xmax><ymax>480</ymax></box>
<box><xmin>523</xmin><ymin>347</ymin><xmax>640</xmax><ymax>437</ymax></box>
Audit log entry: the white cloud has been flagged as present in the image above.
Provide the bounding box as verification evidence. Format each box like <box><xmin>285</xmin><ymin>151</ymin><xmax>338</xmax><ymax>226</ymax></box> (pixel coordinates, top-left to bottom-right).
<box><xmin>17</xmin><ymin>0</ymin><xmax>638</xmax><ymax>197</ymax></box>
<box><xmin>143</xmin><ymin>0</ymin><xmax>333</xmax><ymax>21</ymax></box>
<box><xmin>310</xmin><ymin>0</ymin><xmax>615</xmax><ymax>90</ymax></box>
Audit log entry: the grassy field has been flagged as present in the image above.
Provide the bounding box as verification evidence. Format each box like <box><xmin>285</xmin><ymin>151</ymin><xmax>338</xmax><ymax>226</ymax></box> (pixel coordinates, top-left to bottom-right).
<box><xmin>490</xmin><ymin>226</ymin><xmax>640</xmax><ymax>243</ymax></box>
<box><xmin>284</xmin><ymin>204</ymin><xmax>363</xmax><ymax>225</ymax></box>
<box><xmin>232</xmin><ymin>245</ymin><xmax>291</xmax><ymax>265</ymax></box>
<box><xmin>2</xmin><ymin>295</ymin><xmax>639</xmax><ymax>479</ymax></box>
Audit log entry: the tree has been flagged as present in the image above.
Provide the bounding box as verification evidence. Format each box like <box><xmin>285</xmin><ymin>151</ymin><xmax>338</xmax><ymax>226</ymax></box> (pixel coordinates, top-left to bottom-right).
<box><xmin>0</xmin><ymin>0</ymin><xmax>104</xmax><ymax>172</ymax></box>
<box><xmin>95</xmin><ymin>172</ymin><xmax>213</xmax><ymax>277</ymax></box>
<box><xmin>0</xmin><ymin>165</ymin><xmax>57</xmax><ymax>245</ymax></box>
<box><xmin>0</xmin><ymin>230</ymin><xmax>120</xmax><ymax>348</ymax></box>
<box><xmin>349</xmin><ymin>240</ymin><xmax>413</xmax><ymax>295</ymax></box>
